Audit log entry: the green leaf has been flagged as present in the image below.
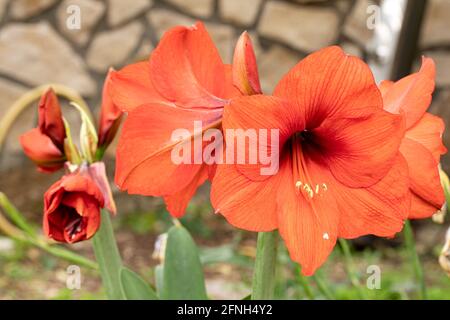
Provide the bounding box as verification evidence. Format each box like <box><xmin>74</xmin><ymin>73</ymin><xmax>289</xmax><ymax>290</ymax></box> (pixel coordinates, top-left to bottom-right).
<box><xmin>162</xmin><ymin>224</ymin><xmax>208</xmax><ymax>300</ymax></box>
<box><xmin>200</xmin><ymin>244</ymin><xmax>235</xmax><ymax>265</ymax></box>
<box><xmin>0</xmin><ymin>192</ymin><xmax>36</xmax><ymax>237</ymax></box>
<box><xmin>92</xmin><ymin>210</ymin><xmax>124</xmax><ymax>300</ymax></box>
<box><xmin>154</xmin><ymin>264</ymin><xmax>164</xmax><ymax>296</ymax></box>
<box><xmin>120</xmin><ymin>267</ymin><xmax>158</xmax><ymax>300</ymax></box>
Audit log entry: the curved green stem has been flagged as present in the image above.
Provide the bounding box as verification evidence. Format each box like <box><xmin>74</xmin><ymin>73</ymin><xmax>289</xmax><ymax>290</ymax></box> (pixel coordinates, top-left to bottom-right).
<box><xmin>339</xmin><ymin>239</ymin><xmax>368</xmax><ymax>299</ymax></box>
<box><xmin>0</xmin><ymin>192</ymin><xmax>36</xmax><ymax>236</ymax></box>
<box><xmin>403</xmin><ymin>220</ymin><xmax>427</xmax><ymax>300</ymax></box>
<box><xmin>251</xmin><ymin>231</ymin><xmax>278</xmax><ymax>300</ymax></box>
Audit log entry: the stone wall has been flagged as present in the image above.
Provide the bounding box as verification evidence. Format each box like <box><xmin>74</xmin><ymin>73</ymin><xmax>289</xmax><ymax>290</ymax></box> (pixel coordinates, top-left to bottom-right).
<box><xmin>0</xmin><ymin>0</ymin><xmax>449</xmax><ymax>205</ymax></box>
<box><xmin>418</xmin><ymin>0</ymin><xmax>450</xmax><ymax>171</ymax></box>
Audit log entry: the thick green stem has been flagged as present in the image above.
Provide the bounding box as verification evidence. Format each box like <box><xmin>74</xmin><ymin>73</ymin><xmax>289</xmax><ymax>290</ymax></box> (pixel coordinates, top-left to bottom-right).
<box><xmin>251</xmin><ymin>231</ymin><xmax>278</xmax><ymax>300</ymax></box>
<box><xmin>403</xmin><ymin>220</ymin><xmax>427</xmax><ymax>300</ymax></box>
<box><xmin>339</xmin><ymin>239</ymin><xmax>367</xmax><ymax>299</ymax></box>
<box><xmin>92</xmin><ymin>210</ymin><xmax>124</xmax><ymax>300</ymax></box>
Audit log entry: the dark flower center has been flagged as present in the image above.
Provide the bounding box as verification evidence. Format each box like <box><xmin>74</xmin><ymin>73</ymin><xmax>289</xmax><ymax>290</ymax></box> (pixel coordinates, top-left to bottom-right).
<box><xmin>294</xmin><ymin>129</ymin><xmax>315</xmax><ymax>145</ymax></box>
<box><xmin>286</xmin><ymin>129</ymin><xmax>328</xmax><ymax>198</ymax></box>
<box><xmin>63</xmin><ymin>207</ymin><xmax>86</xmax><ymax>242</ymax></box>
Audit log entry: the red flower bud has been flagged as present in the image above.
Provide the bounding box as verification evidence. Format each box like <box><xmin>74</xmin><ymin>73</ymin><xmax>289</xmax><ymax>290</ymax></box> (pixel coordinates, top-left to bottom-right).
<box><xmin>232</xmin><ymin>31</ymin><xmax>262</xmax><ymax>95</ymax></box>
<box><xmin>38</xmin><ymin>88</ymin><xmax>66</xmax><ymax>150</ymax></box>
<box><xmin>43</xmin><ymin>169</ymin><xmax>105</xmax><ymax>243</ymax></box>
<box><xmin>98</xmin><ymin>69</ymin><xmax>123</xmax><ymax>152</ymax></box>
<box><xmin>20</xmin><ymin>88</ymin><xmax>66</xmax><ymax>172</ymax></box>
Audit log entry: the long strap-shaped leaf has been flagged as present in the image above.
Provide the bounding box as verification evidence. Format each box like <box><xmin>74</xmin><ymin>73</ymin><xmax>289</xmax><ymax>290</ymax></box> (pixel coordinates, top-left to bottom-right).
<box><xmin>120</xmin><ymin>267</ymin><xmax>158</xmax><ymax>300</ymax></box>
<box><xmin>161</xmin><ymin>224</ymin><xmax>208</xmax><ymax>300</ymax></box>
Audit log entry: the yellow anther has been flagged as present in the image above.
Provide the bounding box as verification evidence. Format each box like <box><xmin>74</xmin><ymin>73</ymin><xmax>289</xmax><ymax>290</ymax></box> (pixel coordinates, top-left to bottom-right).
<box><xmin>323</xmin><ymin>232</ymin><xmax>330</xmax><ymax>240</ymax></box>
<box><xmin>296</xmin><ymin>182</ymin><xmax>327</xmax><ymax>199</ymax></box>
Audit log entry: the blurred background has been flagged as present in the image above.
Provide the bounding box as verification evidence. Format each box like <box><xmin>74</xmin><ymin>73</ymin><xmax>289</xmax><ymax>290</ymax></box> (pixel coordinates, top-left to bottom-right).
<box><xmin>0</xmin><ymin>0</ymin><xmax>449</xmax><ymax>299</ymax></box>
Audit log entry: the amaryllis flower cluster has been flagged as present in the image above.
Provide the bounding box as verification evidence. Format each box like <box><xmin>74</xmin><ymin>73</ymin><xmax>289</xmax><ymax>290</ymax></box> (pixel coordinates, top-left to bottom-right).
<box><xmin>20</xmin><ymin>75</ymin><xmax>121</xmax><ymax>243</ymax></box>
<box><xmin>111</xmin><ymin>22</ymin><xmax>244</xmax><ymax>217</ymax></box>
<box><xmin>108</xmin><ymin>22</ymin><xmax>446</xmax><ymax>275</ymax></box>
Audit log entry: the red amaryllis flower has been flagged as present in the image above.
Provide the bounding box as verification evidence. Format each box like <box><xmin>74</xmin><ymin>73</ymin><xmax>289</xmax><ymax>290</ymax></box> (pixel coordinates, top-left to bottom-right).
<box><xmin>111</xmin><ymin>23</ymin><xmax>252</xmax><ymax>217</ymax></box>
<box><xmin>97</xmin><ymin>69</ymin><xmax>123</xmax><ymax>152</ymax></box>
<box><xmin>380</xmin><ymin>57</ymin><xmax>447</xmax><ymax>219</ymax></box>
<box><xmin>43</xmin><ymin>167</ymin><xmax>105</xmax><ymax>243</ymax></box>
<box><xmin>20</xmin><ymin>88</ymin><xmax>66</xmax><ymax>172</ymax></box>
<box><xmin>211</xmin><ymin>46</ymin><xmax>410</xmax><ymax>275</ymax></box>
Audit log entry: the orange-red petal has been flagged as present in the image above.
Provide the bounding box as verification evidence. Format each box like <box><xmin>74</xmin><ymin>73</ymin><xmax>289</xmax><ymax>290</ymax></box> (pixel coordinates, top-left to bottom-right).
<box><xmin>60</xmin><ymin>173</ymin><xmax>105</xmax><ymax>205</ymax></box>
<box><xmin>382</xmin><ymin>57</ymin><xmax>435</xmax><ymax>129</ymax></box>
<box><xmin>399</xmin><ymin>137</ymin><xmax>445</xmax><ymax>218</ymax></box>
<box><xmin>109</xmin><ymin>61</ymin><xmax>170</xmax><ymax>112</ymax></box>
<box><xmin>314</xmin><ymin>108</ymin><xmax>405</xmax><ymax>188</ymax></box>
<box><xmin>223</xmin><ymin>64</ymin><xmax>242</xmax><ymax>99</ymax></box>
<box><xmin>19</xmin><ymin>128</ymin><xmax>65</xmax><ymax>172</ymax></box>
<box><xmin>277</xmin><ymin>152</ymin><xmax>409</xmax><ymax>275</ymax></box>
<box><xmin>276</xmin><ymin>154</ymin><xmax>338</xmax><ymax>276</ymax></box>
<box><xmin>405</xmin><ymin>112</ymin><xmax>447</xmax><ymax>162</ymax></box>
<box><xmin>150</xmin><ymin>22</ymin><xmax>227</xmax><ymax>108</ymax></box>
<box><xmin>409</xmin><ymin>192</ymin><xmax>442</xmax><ymax>219</ymax></box>
<box><xmin>115</xmin><ymin>103</ymin><xmax>221</xmax><ymax>197</ymax></box>
<box><xmin>210</xmin><ymin>162</ymin><xmax>280</xmax><ymax>231</ymax></box>
<box><xmin>379</xmin><ymin>80</ymin><xmax>394</xmax><ymax>97</ymax></box>
<box><xmin>222</xmin><ymin>95</ymin><xmax>302</xmax><ymax>182</ymax></box>
<box><xmin>274</xmin><ymin>46</ymin><xmax>382</xmax><ymax>126</ymax></box>
<box><xmin>334</xmin><ymin>154</ymin><xmax>410</xmax><ymax>238</ymax></box>
<box><xmin>164</xmin><ymin>165</ymin><xmax>209</xmax><ymax>218</ymax></box>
